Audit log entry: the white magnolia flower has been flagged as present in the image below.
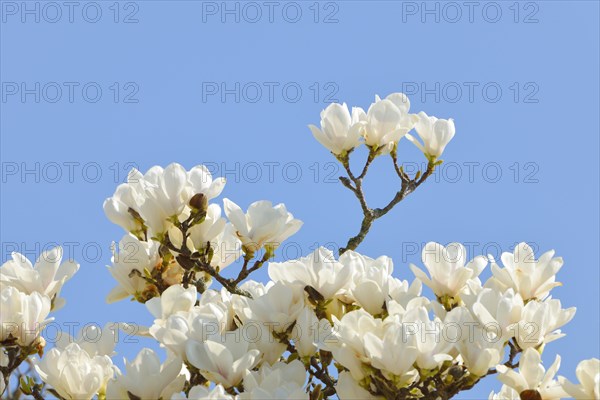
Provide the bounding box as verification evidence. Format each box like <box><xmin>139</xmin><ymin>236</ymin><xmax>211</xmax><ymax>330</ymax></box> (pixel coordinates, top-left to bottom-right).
<box><xmin>173</xmin><ymin>208</ymin><xmax>242</xmax><ymax>268</ymax></box>
<box><xmin>240</xmin><ymin>360</ymin><xmax>308</xmax><ymax>400</ymax></box>
<box><xmin>386</xmin><ymin>277</ymin><xmax>424</xmax><ymax>315</ymax></box>
<box><xmin>497</xmin><ymin>348</ymin><xmax>566</xmax><ymax>399</ymax></box>
<box><xmin>106</xmin><ymin>234</ymin><xmax>160</xmax><ymax>303</ymax></box>
<box><xmin>185</xmin><ymin>164</ymin><xmax>227</xmax><ymax>204</ymax></box>
<box><xmin>233</xmin><ymin>282</ymin><xmax>304</xmax><ymax>333</ymax></box>
<box><xmin>233</xmin><ymin>282</ymin><xmax>305</xmax><ymax>334</ymax></box>
<box><xmin>322</xmin><ymin>309</ymin><xmax>380</xmax><ymax>381</ymax></box>
<box><xmin>34</xmin><ymin>343</ymin><xmax>113</xmax><ymax>400</ymax></box>
<box><xmin>149</xmin><ymin>292</ymin><xmax>232</xmax><ymax>358</ymax></box>
<box><xmin>559</xmin><ymin>358</ymin><xmax>600</xmax><ymax>399</ymax></box>
<box><xmin>514</xmin><ymin>299</ymin><xmax>575</xmax><ymax>349</ymax></box>
<box><xmin>55</xmin><ymin>323</ymin><xmax>117</xmax><ymax>357</ymax></box>
<box><xmin>0</xmin><ymin>247</ymin><xmax>79</xmax><ymax>310</ymax></box>
<box><xmin>410</xmin><ymin>242</ymin><xmax>487</xmax><ymax>300</ymax></box>
<box><xmin>186</xmin><ymin>333</ymin><xmax>261</xmax><ymax>388</ymax></box>
<box><xmin>308</xmin><ymin>102</ymin><xmax>365</xmax><ymax>155</ymax></box>
<box><xmin>362</xmin><ymin>93</ymin><xmax>418</xmax><ymax>153</ymax></box>
<box><xmin>340</xmin><ymin>250</ymin><xmax>396</xmax><ymax>315</ymax></box>
<box><xmin>336</xmin><ymin>371</ymin><xmax>383</xmax><ymax>400</ymax></box>
<box><xmin>291</xmin><ymin>306</ymin><xmax>331</xmax><ymax>358</ymax></box>
<box><xmin>168</xmin><ymin>203</ymin><xmax>225</xmax><ymax>250</ymax></box>
<box><xmin>146</xmin><ymin>284</ymin><xmax>197</xmax><ymax>320</ymax></box>
<box><xmin>490</xmin><ymin>243</ymin><xmax>564</xmax><ymax>301</ymax></box>
<box><xmin>224</xmin><ymin>198</ymin><xmax>302</xmax><ymax>255</ymax></box>
<box><xmin>362</xmin><ymin>314</ymin><xmax>419</xmax><ymax>385</ymax></box>
<box><xmin>268</xmin><ymin>247</ymin><xmax>352</xmax><ymax>300</ymax></box>
<box><xmin>136</xmin><ymin>164</ymin><xmax>192</xmax><ymax>235</ymax></box>
<box><xmin>447</xmin><ymin>307</ymin><xmax>503</xmax><ymax>377</ymax></box>
<box><xmin>239</xmin><ymin>280</ymin><xmax>269</xmax><ymax>298</ymax></box>
<box><xmin>325</xmin><ymin>309</ymin><xmax>419</xmax><ymax>386</ymax></box>
<box><xmin>471</xmin><ymin>287</ymin><xmax>524</xmax><ymax>343</ymax></box>
<box><xmin>405</xmin><ymin>111</ymin><xmax>455</xmax><ymax>160</ymax></box>
<box><xmin>106</xmin><ymin>348</ymin><xmax>185</xmax><ymax>400</ymax></box>
<box><xmin>244</xmin><ymin>319</ymin><xmax>288</xmax><ymax>365</ymax></box>
<box><xmin>105</xmin><ymin>164</ymin><xmax>225</xmax><ymax>237</ymax></box>
<box><xmin>489</xmin><ymin>385</ymin><xmax>520</xmax><ymax>400</ymax></box>
<box><xmin>172</xmin><ymin>384</ymin><xmax>234</xmax><ymax>400</ymax></box>
<box><xmin>455</xmin><ymin>330</ymin><xmax>503</xmax><ymax>377</ymax></box>
<box><xmin>401</xmin><ymin>306</ymin><xmax>454</xmax><ymax>371</ymax></box>
<box><xmin>103</xmin><ymin>169</ymin><xmax>146</xmax><ymax>234</ymax></box>
<box><xmin>0</xmin><ymin>285</ymin><xmax>52</xmax><ymax>346</ymax></box>
<box><xmin>198</xmin><ymin>288</ymin><xmax>236</xmax><ymax>330</ymax></box>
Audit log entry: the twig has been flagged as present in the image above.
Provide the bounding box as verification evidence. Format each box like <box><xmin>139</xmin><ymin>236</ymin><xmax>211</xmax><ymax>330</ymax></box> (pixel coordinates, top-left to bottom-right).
<box><xmin>338</xmin><ymin>150</ymin><xmax>436</xmax><ymax>255</ymax></box>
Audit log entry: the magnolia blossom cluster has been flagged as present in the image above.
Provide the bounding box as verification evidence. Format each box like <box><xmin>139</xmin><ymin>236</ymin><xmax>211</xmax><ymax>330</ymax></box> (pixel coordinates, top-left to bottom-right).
<box><xmin>103</xmin><ymin>163</ymin><xmax>302</xmax><ymax>303</ymax></box>
<box><xmin>309</xmin><ymin>92</ymin><xmax>455</xmax><ymax>160</ymax></box>
<box><xmin>1</xmin><ymin>93</ymin><xmax>598</xmax><ymax>400</ymax></box>
<box><xmin>0</xmin><ymin>248</ymin><xmax>79</xmax><ymax>395</ymax></box>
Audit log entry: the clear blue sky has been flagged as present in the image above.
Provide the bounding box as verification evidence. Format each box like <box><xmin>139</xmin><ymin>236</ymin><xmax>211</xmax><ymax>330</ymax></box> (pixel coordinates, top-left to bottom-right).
<box><xmin>1</xmin><ymin>1</ymin><xmax>598</xmax><ymax>398</ymax></box>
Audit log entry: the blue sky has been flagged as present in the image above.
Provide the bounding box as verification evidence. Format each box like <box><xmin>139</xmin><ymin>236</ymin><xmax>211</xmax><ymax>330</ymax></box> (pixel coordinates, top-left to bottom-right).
<box><xmin>1</xmin><ymin>1</ymin><xmax>599</xmax><ymax>398</ymax></box>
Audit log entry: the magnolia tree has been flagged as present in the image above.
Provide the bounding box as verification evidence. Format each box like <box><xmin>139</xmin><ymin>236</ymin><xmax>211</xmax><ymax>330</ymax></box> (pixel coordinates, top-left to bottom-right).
<box><xmin>1</xmin><ymin>93</ymin><xmax>598</xmax><ymax>400</ymax></box>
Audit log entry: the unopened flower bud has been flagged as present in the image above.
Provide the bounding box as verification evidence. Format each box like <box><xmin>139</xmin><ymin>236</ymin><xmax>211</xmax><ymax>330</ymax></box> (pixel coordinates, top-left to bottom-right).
<box><xmin>189</xmin><ymin>193</ymin><xmax>208</xmax><ymax>212</ymax></box>
<box><xmin>520</xmin><ymin>390</ymin><xmax>542</xmax><ymax>400</ymax></box>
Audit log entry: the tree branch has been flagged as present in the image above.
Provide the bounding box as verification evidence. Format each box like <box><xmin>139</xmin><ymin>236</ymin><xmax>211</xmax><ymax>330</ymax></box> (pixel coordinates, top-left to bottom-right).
<box><xmin>338</xmin><ymin>151</ymin><xmax>437</xmax><ymax>255</ymax></box>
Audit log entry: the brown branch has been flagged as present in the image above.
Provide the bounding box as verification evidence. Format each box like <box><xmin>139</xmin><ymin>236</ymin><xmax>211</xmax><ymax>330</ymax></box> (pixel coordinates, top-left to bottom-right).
<box><xmin>338</xmin><ymin>151</ymin><xmax>437</xmax><ymax>255</ymax></box>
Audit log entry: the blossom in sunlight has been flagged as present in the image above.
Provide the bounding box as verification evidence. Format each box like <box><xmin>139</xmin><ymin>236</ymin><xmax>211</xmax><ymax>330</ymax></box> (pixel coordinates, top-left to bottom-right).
<box><xmin>292</xmin><ymin>306</ymin><xmax>331</xmax><ymax>358</ymax></box>
<box><xmin>104</xmin><ymin>163</ymin><xmax>225</xmax><ymax>237</ymax></box>
<box><xmin>232</xmin><ymin>281</ymin><xmax>305</xmax><ymax>334</ymax></box>
<box><xmin>559</xmin><ymin>358</ymin><xmax>600</xmax><ymax>399</ymax></box>
<box><xmin>239</xmin><ymin>360</ymin><xmax>308</xmax><ymax>400</ymax></box>
<box><xmin>268</xmin><ymin>246</ymin><xmax>352</xmax><ymax>300</ymax></box>
<box><xmin>513</xmin><ymin>299</ymin><xmax>576</xmax><ymax>349</ymax></box>
<box><xmin>339</xmin><ymin>250</ymin><xmax>397</xmax><ymax>315</ymax></box>
<box><xmin>168</xmin><ymin>207</ymin><xmax>243</xmax><ymax>271</ymax></box>
<box><xmin>103</xmin><ymin>169</ymin><xmax>146</xmax><ymax>235</ymax></box>
<box><xmin>324</xmin><ymin>309</ymin><xmax>419</xmax><ymax>387</ymax></box>
<box><xmin>149</xmin><ymin>289</ymin><xmax>232</xmax><ymax>358</ymax></box>
<box><xmin>446</xmin><ymin>306</ymin><xmax>503</xmax><ymax>377</ymax></box>
<box><xmin>336</xmin><ymin>371</ymin><xmax>383</xmax><ymax>400</ymax></box>
<box><xmin>410</xmin><ymin>242</ymin><xmax>487</xmax><ymax>301</ymax></box>
<box><xmin>489</xmin><ymin>242</ymin><xmax>564</xmax><ymax>301</ymax></box>
<box><xmin>470</xmin><ymin>286</ymin><xmax>524</xmax><ymax>343</ymax></box>
<box><xmin>186</xmin><ymin>333</ymin><xmax>261</xmax><ymax>388</ymax></box>
<box><xmin>362</xmin><ymin>92</ymin><xmax>418</xmax><ymax>153</ymax></box>
<box><xmin>455</xmin><ymin>329</ymin><xmax>503</xmax><ymax>377</ymax></box>
<box><xmin>105</xmin><ymin>234</ymin><xmax>161</xmax><ymax>303</ymax></box>
<box><xmin>136</xmin><ymin>163</ymin><xmax>195</xmax><ymax>235</ymax></box>
<box><xmin>54</xmin><ymin>323</ymin><xmax>118</xmax><ymax>358</ymax></box>
<box><xmin>172</xmin><ymin>384</ymin><xmax>234</xmax><ymax>400</ymax></box>
<box><xmin>497</xmin><ymin>348</ymin><xmax>566</xmax><ymax>400</ymax></box>
<box><xmin>308</xmin><ymin>102</ymin><xmax>365</xmax><ymax>155</ymax></box>
<box><xmin>0</xmin><ymin>246</ymin><xmax>79</xmax><ymax>310</ymax></box>
<box><xmin>33</xmin><ymin>343</ymin><xmax>113</xmax><ymax>400</ymax></box>
<box><xmin>145</xmin><ymin>284</ymin><xmax>197</xmax><ymax>320</ymax></box>
<box><xmin>185</xmin><ymin>164</ymin><xmax>227</xmax><ymax>205</ymax></box>
<box><xmin>405</xmin><ymin>111</ymin><xmax>455</xmax><ymax>160</ymax></box>
<box><xmin>0</xmin><ymin>285</ymin><xmax>52</xmax><ymax>346</ymax></box>
<box><xmin>401</xmin><ymin>305</ymin><xmax>454</xmax><ymax>371</ymax></box>
<box><xmin>223</xmin><ymin>198</ymin><xmax>302</xmax><ymax>255</ymax></box>
<box><xmin>106</xmin><ymin>348</ymin><xmax>185</xmax><ymax>400</ymax></box>
<box><xmin>489</xmin><ymin>385</ymin><xmax>520</xmax><ymax>400</ymax></box>
<box><xmin>320</xmin><ymin>309</ymin><xmax>378</xmax><ymax>381</ymax></box>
